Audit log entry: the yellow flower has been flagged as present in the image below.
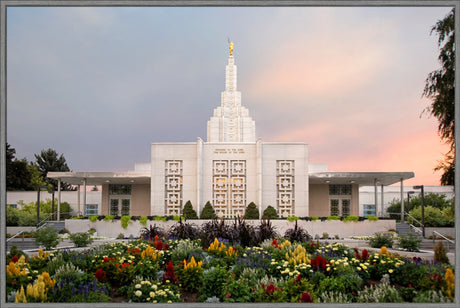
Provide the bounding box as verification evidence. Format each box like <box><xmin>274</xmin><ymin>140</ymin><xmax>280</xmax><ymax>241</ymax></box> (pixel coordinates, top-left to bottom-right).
<box><xmin>388</xmin><ymin>269</ymin><xmax>394</xmax><ymax>274</ymax></box>
<box><xmin>135</xmin><ymin>290</ymin><xmax>142</xmax><ymax>297</ymax></box>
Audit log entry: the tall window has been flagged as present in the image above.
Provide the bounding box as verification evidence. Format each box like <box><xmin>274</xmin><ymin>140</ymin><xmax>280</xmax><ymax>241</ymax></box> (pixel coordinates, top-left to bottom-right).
<box><xmin>329</xmin><ymin>184</ymin><xmax>352</xmax><ymax>217</ymax></box>
<box><xmin>85</xmin><ymin>204</ymin><xmax>98</xmax><ymax>216</ymax></box>
<box><xmin>165</xmin><ymin>160</ymin><xmax>183</xmax><ymax>215</ymax></box>
<box><xmin>109</xmin><ymin>184</ymin><xmax>131</xmax><ymax>216</ymax></box>
<box><xmin>276</xmin><ymin>160</ymin><xmax>295</xmax><ymax>217</ymax></box>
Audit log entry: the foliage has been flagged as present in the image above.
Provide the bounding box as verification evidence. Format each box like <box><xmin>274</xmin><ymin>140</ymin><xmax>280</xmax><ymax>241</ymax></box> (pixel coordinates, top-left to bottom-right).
<box><xmin>357</xmin><ymin>274</ymin><xmax>403</xmax><ymax>302</ymax></box>
<box><xmin>232</xmin><ymin>217</ymin><xmax>257</xmax><ymax>247</ymax></box>
<box><xmin>310</xmin><ymin>216</ymin><xmax>319</xmax><ymax>221</ymax></box>
<box><xmin>177</xmin><ymin>256</ymin><xmax>203</xmax><ymax>292</ymax></box>
<box><xmin>200</xmin><ymin>201</ymin><xmax>217</xmax><ymax>219</ymax></box>
<box><xmin>221</xmin><ymin>275</ymin><xmax>252</xmax><ymax>302</ymax></box>
<box><xmin>89</xmin><ymin>215</ymin><xmax>98</xmax><ymax>223</ymax></box>
<box><xmin>34</xmin><ymin>226</ymin><xmax>60</xmax><ymax>250</ymax></box>
<box><xmin>200</xmin><ymin>219</ymin><xmax>236</xmax><ymax>247</ymax></box>
<box><xmin>413</xmin><ymin>290</ymin><xmax>452</xmax><ymax>303</ymax></box>
<box><xmin>243</xmin><ymin>202</ymin><xmax>260</xmax><ymax>219</ymax></box>
<box><xmin>262</xmin><ymin>205</ymin><xmax>278</xmax><ymax>219</ymax></box>
<box><xmin>397</xmin><ymin>233</ymin><xmax>422</xmax><ymax>252</ymax></box>
<box><xmin>386</xmin><ymin>193</ymin><xmax>453</xmax><ymax>220</ymax></box>
<box><xmin>168</xmin><ymin>219</ymin><xmax>200</xmax><ymax>240</ymax></box>
<box><xmin>327</xmin><ymin>216</ymin><xmax>341</xmax><ymax>220</ymax></box>
<box><xmin>283</xmin><ymin>220</ymin><xmax>311</xmax><ymax>243</ymax></box>
<box><xmin>120</xmin><ymin>215</ymin><xmax>132</xmax><ymax>229</ymax></box>
<box><xmin>286</xmin><ymin>216</ymin><xmax>298</xmax><ymax>222</ymax></box>
<box><xmin>140</xmin><ymin>224</ymin><xmax>165</xmax><ymax>241</ymax></box>
<box><xmin>408</xmin><ymin>205</ymin><xmax>453</xmax><ymax>227</ymax></box>
<box><xmin>139</xmin><ymin>216</ymin><xmax>148</xmax><ymax>226</ymax></box>
<box><xmin>433</xmin><ymin>241</ymin><xmax>450</xmax><ymax>264</ymax></box>
<box><xmin>256</xmin><ymin>219</ymin><xmax>278</xmax><ymax>244</ymax></box>
<box><xmin>48</xmin><ymin>278</ymin><xmax>110</xmax><ymax>302</ymax></box>
<box><xmin>7</xmin><ymin>199</ymin><xmax>73</xmax><ymax>226</ymax></box>
<box><xmin>367</xmin><ymin>216</ymin><xmax>378</xmax><ymax>221</ymax></box>
<box><xmin>368</xmin><ymin>233</ymin><xmax>393</xmax><ymax>248</ymax></box>
<box><xmin>422</xmin><ymin>8</ymin><xmax>455</xmax><ymax>185</ymax></box>
<box><xmin>199</xmin><ymin>266</ymin><xmax>228</xmax><ymax>301</ymax></box>
<box><xmin>6</xmin><ymin>246</ymin><xmax>27</xmax><ymax>264</ymax></box>
<box><xmin>69</xmin><ymin>232</ymin><xmax>94</xmax><ymax>248</ymax></box>
<box><xmin>126</xmin><ymin>279</ymin><xmax>181</xmax><ymax>303</ymax></box>
<box><xmin>182</xmin><ymin>200</ymin><xmax>198</xmax><ymax>219</ymax></box>
<box><xmin>343</xmin><ymin>215</ymin><xmax>359</xmax><ymax>222</ymax></box>
<box><xmin>103</xmin><ymin>215</ymin><xmax>114</xmax><ymax>222</ymax></box>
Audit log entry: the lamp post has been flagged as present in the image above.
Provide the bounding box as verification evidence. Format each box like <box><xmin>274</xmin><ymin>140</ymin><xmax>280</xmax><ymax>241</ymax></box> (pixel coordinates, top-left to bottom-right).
<box><xmin>413</xmin><ymin>185</ymin><xmax>425</xmax><ymax>237</ymax></box>
<box><xmin>48</xmin><ymin>186</ymin><xmax>55</xmax><ymax>220</ymax></box>
<box><xmin>406</xmin><ymin>191</ymin><xmax>415</xmax><ymax>214</ymax></box>
<box><xmin>36</xmin><ymin>185</ymin><xmax>48</xmax><ymax>227</ymax></box>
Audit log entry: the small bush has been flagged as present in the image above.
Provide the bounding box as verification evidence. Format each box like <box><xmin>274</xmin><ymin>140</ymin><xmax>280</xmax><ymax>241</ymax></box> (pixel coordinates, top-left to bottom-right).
<box><xmin>169</xmin><ymin>219</ymin><xmax>200</xmax><ymax>240</ymax></box>
<box><xmin>286</xmin><ymin>216</ymin><xmax>299</xmax><ymax>222</ymax></box>
<box><xmin>34</xmin><ymin>226</ymin><xmax>60</xmax><ymax>250</ymax></box>
<box><xmin>262</xmin><ymin>205</ymin><xmax>278</xmax><ymax>219</ymax></box>
<box><xmin>322</xmin><ymin>232</ymin><xmax>329</xmax><ymax>239</ymax></box>
<box><xmin>89</xmin><ymin>215</ymin><xmax>98</xmax><ymax>223</ymax></box>
<box><xmin>243</xmin><ymin>202</ymin><xmax>259</xmax><ymax>219</ymax></box>
<box><xmin>310</xmin><ymin>216</ymin><xmax>319</xmax><ymax>221</ymax></box>
<box><xmin>69</xmin><ymin>232</ymin><xmax>94</xmax><ymax>248</ymax></box>
<box><xmin>343</xmin><ymin>215</ymin><xmax>359</xmax><ymax>222</ymax></box>
<box><xmin>368</xmin><ymin>233</ymin><xmax>393</xmax><ymax>248</ymax></box>
<box><xmin>103</xmin><ymin>215</ymin><xmax>114</xmax><ymax>222</ymax></box>
<box><xmin>398</xmin><ymin>233</ymin><xmax>422</xmax><ymax>252</ymax></box>
<box><xmin>200</xmin><ymin>201</ymin><xmax>217</xmax><ymax>219</ymax></box>
<box><xmin>120</xmin><ymin>215</ymin><xmax>132</xmax><ymax>229</ymax></box>
<box><xmin>140</xmin><ymin>224</ymin><xmax>165</xmax><ymax>241</ymax></box>
<box><xmin>327</xmin><ymin>216</ymin><xmax>341</xmax><ymax>221</ymax></box>
<box><xmin>367</xmin><ymin>215</ymin><xmax>378</xmax><ymax>221</ymax></box>
<box><xmin>139</xmin><ymin>216</ymin><xmax>148</xmax><ymax>226</ymax></box>
<box><xmin>434</xmin><ymin>241</ymin><xmax>450</xmax><ymax>264</ymax></box>
<box><xmin>183</xmin><ymin>201</ymin><xmax>198</xmax><ymax>219</ymax></box>
<box><xmin>284</xmin><ymin>220</ymin><xmax>311</xmax><ymax>242</ymax></box>
<box><xmin>88</xmin><ymin>228</ymin><xmax>96</xmax><ymax>235</ymax></box>
<box><xmin>256</xmin><ymin>219</ymin><xmax>278</xmax><ymax>243</ymax></box>
<box><xmin>117</xmin><ymin>233</ymin><xmax>125</xmax><ymax>239</ymax></box>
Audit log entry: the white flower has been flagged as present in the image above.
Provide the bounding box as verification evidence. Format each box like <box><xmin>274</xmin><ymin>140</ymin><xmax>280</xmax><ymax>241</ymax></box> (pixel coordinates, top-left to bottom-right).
<box><xmin>135</xmin><ymin>284</ymin><xmax>141</xmax><ymax>289</ymax></box>
<box><xmin>135</xmin><ymin>290</ymin><xmax>142</xmax><ymax>297</ymax></box>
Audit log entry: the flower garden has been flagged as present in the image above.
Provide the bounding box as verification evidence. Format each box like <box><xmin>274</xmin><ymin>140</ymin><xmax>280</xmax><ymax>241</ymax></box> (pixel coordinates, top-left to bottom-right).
<box><xmin>5</xmin><ymin>219</ymin><xmax>455</xmax><ymax>303</ymax></box>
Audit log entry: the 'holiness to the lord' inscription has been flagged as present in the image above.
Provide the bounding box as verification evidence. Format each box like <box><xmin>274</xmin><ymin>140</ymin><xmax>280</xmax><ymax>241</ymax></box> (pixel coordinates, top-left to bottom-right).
<box><xmin>213</xmin><ymin>149</ymin><xmax>245</xmax><ymax>154</ymax></box>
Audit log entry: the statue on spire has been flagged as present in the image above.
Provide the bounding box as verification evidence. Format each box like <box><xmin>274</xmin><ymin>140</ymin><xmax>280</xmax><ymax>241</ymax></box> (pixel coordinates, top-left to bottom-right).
<box><xmin>229</xmin><ymin>40</ymin><xmax>234</xmax><ymax>56</ymax></box>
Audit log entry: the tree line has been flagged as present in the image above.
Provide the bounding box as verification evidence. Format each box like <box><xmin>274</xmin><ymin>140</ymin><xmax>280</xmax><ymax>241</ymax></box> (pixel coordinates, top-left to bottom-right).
<box><xmin>6</xmin><ymin>143</ymin><xmax>74</xmax><ymax>191</ymax></box>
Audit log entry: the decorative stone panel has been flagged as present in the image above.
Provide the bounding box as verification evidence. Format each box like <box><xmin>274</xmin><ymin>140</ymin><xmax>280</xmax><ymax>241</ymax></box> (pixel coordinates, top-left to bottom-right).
<box><xmin>276</xmin><ymin>160</ymin><xmax>295</xmax><ymax>217</ymax></box>
<box><xmin>213</xmin><ymin>160</ymin><xmax>246</xmax><ymax>218</ymax></box>
<box><xmin>165</xmin><ymin>160</ymin><xmax>183</xmax><ymax>215</ymax></box>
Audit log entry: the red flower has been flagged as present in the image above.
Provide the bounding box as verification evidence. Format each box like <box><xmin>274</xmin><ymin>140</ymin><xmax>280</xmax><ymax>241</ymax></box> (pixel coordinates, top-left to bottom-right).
<box><xmin>271</xmin><ymin>238</ymin><xmax>279</xmax><ymax>248</ymax></box>
<box><xmin>103</xmin><ymin>256</ymin><xmax>109</xmax><ymax>263</ymax></box>
<box><xmin>95</xmin><ymin>268</ymin><xmax>106</xmax><ymax>282</ymax></box>
<box><xmin>300</xmin><ymin>291</ymin><xmax>312</xmax><ymax>302</ymax></box>
<box><xmin>361</xmin><ymin>249</ymin><xmax>369</xmax><ymax>260</ymax></box>
<box><xmin>294</xmin><ymin>275</ymin><xmax>302</xmax><ymax>284</ymax></box>
<box><xmin>225</xmin><ymin>292</ymin><xmax>231</xmax><ymax>298</ymax></box>
<box><xmin>163</xmin><ymin>261</ymin><xmax>177</xmax><ymax>283</ymax></box>
<box><xmin>266</xmin><ymin>284</ymin><xmax>275</xmax><ymax>294</ymax></box>
<box><xmin>11</xmin><ymin>256</ymin><xmax>18</xmax><ymax>263</ymax></box>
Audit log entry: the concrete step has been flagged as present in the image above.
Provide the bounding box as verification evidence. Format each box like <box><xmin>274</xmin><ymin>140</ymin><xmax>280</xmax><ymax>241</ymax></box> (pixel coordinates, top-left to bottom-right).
<box><xmin>45</xmin><ymin>221</ymin><xmax>66</xmax><ymax>232</ymax></box>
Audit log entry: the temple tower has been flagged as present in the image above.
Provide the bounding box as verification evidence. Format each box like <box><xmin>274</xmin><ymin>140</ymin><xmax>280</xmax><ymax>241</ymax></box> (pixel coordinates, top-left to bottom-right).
<box><xmin>207</xmin><ymin>42</ymin><xmax>256</xmax><ymax>142</ymax></box>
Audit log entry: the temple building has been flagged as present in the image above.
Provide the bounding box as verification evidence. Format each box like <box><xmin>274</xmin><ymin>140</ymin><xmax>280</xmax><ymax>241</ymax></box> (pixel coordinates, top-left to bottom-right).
<box><xmin>48</xmin><ymin>43</ymin><xmax>414</xmax><ymax>219</ymax></box>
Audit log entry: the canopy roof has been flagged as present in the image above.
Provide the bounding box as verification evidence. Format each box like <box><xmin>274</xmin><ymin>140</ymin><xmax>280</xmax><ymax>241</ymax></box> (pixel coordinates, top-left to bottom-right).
<box><xmin>47</xmin><ymin>172</ymin><xmax>151</xmax><ymax>185</ymax></box>
<box><xmin>309</xmin><ymin>171</ymin><xmax>415</xmax><ymax>186</ymax></box>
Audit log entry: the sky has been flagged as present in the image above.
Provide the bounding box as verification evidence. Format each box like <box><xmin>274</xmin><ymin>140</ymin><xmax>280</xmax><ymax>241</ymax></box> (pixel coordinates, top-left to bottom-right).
<box><xmin>6</xmin><ymin>5</ymin><xmax>453</xmax><ymax>187</ymax></box>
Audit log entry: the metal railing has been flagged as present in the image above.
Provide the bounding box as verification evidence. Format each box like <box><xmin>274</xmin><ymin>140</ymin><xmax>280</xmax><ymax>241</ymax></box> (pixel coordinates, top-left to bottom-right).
<box><xmin>404</xmin><ymin>212</ymin><xmax>424</xmax><ymax>228</ymax></box>
<box><xmin>432</xmin><ymin>230</ymin><xmax>455</xmax><ymax>251</ymax></box>
<box><xmin>409</xmin><ymin>224</ymin><xmax>423</xmax><ymax>235</ymax></box>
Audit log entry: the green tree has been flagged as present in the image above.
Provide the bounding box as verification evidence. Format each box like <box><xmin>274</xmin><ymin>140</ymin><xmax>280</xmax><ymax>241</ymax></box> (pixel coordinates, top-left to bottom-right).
<box><xmin>34</xmin><ymin>148</ymin><xmax>74</xmax><ymax>191</ymax></box>
<box><xmin>243</xmin><ymin>202</ymin><xmax>260</xmax><ymax>219</ymax></box>
<box><xmin>6</xmin><ymin>143</ymin><xmax>34</xmax><ymax>191</ymax></box>
<box><xmin>200</xmin><ymin>201</ymin><xmax>217</xmax><ymax>219</ymax></box>
<box><xmin>183</xmin><ymin>200</ymin><xmax>198</xmax><ymax>219</ymax></box>
<box><xmin>262</xmin><ymin>205</ymin><xmax>278</xmax><ymax>219</ymax></box>
<box><xmin>423</xmin><ymin>9</ymin><xmax>455</xmax><ymax>185</ymax></box>
<box><xmin>408</xmin><ymin>205</ymin><xmax>453</xmax><ymax>227</ymax></box>
<box><xmin>386</xmin><ymin>193</ymin><xmax>453</xmax><ymax>220</ymax></box>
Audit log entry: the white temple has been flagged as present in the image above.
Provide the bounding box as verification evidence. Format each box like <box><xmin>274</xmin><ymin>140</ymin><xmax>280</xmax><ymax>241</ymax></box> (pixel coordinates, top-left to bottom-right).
<box><xmin>49</xmin><ymin>42</ymin><xmax>414</xmax><ymax>219</ymax></box>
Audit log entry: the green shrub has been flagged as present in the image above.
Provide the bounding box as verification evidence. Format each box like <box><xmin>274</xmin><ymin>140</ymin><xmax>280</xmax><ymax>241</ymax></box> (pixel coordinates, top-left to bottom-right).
<box><xmin>120</xmin><ymin>215</ymin><xmax>132</xmax><ymax>229</ymax></box>
<box><xmin>367</xmin><ymin>216</ymin><xmax>378</xmax><ymax>221</ymax></box>
<box><xmin>139</xmin><ymin>216</ymin><xmax>148</xmax><ymax>226</ymax></box>
<box><xmin>262</xmin><ymin>205</ymin><xmax>278</xmax><ymax>219</ymax></box>
<box><xmin>286</xmin><ymin>216</ymin><xmax>299</xmax><ymax>222</ymax></box>
<box><xmin>243</xmin><ymin>202</ymin><xmax>260</xmax><ymax>219</ymax></box>
<box><xmin>183</xmin><ymin>201</ymin><xmax>198</xmax><ymax>219</ymax></box>
<box><xmin>103</xmin><ymin>215</ymin><xmax>114</xmax><ymax>222</ymax></box>
<box><xmin>434</xmin><ymin>241</ymin><xmax>450</xmax><ymax>264</ymax></box>
<box><xmin>200</xmin><ymin>201</ymin><xmax>217</xmax><ymax>219</ymax></box>
<box><xmin>368</xmin><ymin>233</ymin><xmax>393</xmax><ymax>248</ymax></box>
<box><xmin>322</xmin><ymin>232</ymin><xmax>329</xmax><ymax>239</ymax></box>
<box><xmin>199</xmin><ymin>266</ymin><xmax>228</xmax><ymax>301</ymax></box>
<box><xmin>34</xmin><ymin>226</ymin><xmax>60</xmax><ymax>250</ymax></box>
<box><xmin>89</xmin><ymin>215</ymin><xmax>98</xmax><ymax>222</ymax></box>
<box><xmin>310</xmin><ymin>216</ymin><xmax>319</xmax><ymax>221</ymax></box>
<box><xmin>413</xmin><ymin>290</ymin><xmax>453</xmax><ymax>303</ymax></box>
<box><xmin>343</xmin><ymin>215</ymin><xmax>359</xmax><ymax>222</ymax></box>
<box><xmin>117</xmin><ymin>233</ymin><xmax>125</xmax><ymax>239</ymax></box>
<box><xmin>69</xmin><ymin>232</ymin><xmax>94</xmax><ymax>247</ymax></box>
<box><xmin>408</xmin><ymin>206</ymin><xmax>453</xmax><ymax>227</ymax></box>
<box><xmin>88</xmin><ymin>228</ymin><xmax>96</xmax><ymax>235</ymax></box>
<box><xmin>397</xmin><ymin>233</ymin><xmax>422</xmax><ymax>252</ymax></box>
<box><xmin>327</xmin><ymin>216</ymin><xmax>341</xmax><ymax>221</ymax></box>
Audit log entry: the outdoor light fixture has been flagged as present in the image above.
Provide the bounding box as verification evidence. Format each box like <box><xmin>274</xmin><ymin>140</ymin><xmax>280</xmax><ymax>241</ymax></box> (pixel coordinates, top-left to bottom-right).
<box><xmin>325</xmin><ymin>180</ymin><xmax>330</xmax><ymax>184</ymax></box>
<box><xmin>412</xmin><ymin>185</ymin><xmax>425</xmax><ymax>237</ymax></box>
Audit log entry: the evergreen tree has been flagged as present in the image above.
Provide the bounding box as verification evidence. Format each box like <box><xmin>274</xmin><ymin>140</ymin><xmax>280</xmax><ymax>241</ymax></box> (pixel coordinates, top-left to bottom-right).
<box><xmin>6</xmin><ymin>143</ymin><xmax>34</xmax><ymax>191</ymax></box>
<box><xmin>200</xmin><ymin>201</ymin><xmax>217</xmax><ymax>219</ymax></box>
<box><xmin>183</xmin><ymin>200</ymin><xmax>198</xmax><ymax>219</ymax></box>
<box><xmin>243</xmin><ymin>202</ymin><xmax>260</xmax><ymax>219</ymax></box>
<box><xmin>34</xmin><ymin>148</ymin><xmax>74</xmax><ymax>191</ymax></box>
<box><xmin>262</xmin><ymin>205</ymin><xmax>278</xmax><ymax>219</ymax></box>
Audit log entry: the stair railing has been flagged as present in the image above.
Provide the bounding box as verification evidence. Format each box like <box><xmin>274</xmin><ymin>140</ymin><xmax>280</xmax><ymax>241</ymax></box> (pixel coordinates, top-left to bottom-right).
<box><xmin>408</xmin><ymin>224</ymin><xmax>423</xmax><ymax>236</ymax></box>
<box><xmin>404</xmin><ymin>212</ymin><xmax>424</xmax><ymax>228</ymax></box>
<box><xmin>432</xmin><ymin>230</ymin><xmax>454</xmax><ymax>251</ymax></box>
<box><xmin>6</xmin><ymin>229</ymin><xmax>27</xmax><ymax>242</ymax></box>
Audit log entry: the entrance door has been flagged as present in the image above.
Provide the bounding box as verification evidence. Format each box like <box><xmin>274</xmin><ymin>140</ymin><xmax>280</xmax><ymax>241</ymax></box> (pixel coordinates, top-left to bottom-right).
<box><xmin>330</xmin><ymin>199</ymin><xmax>351</xmax><ymax>216</ymax></box>
<box><xmin>109</xmin><ymin>198</ymin><xmax>130</xmax><ymax>216</ymax></box>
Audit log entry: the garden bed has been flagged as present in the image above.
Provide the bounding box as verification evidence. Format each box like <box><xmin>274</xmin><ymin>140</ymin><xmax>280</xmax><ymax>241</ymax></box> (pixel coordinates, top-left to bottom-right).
<box><xmin>6</xmin><ymin>233</ymin><xmax>455</xmax><ymax>303</ymax></box>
